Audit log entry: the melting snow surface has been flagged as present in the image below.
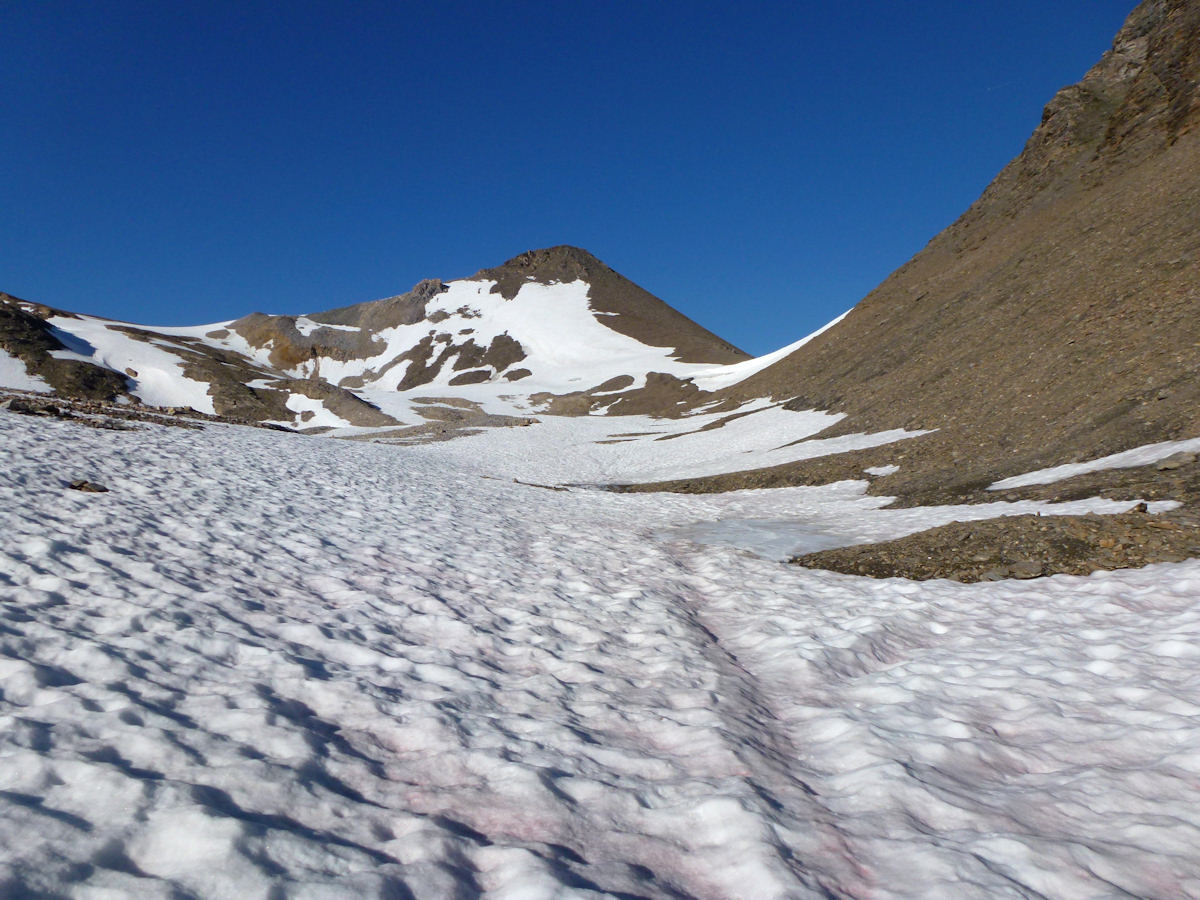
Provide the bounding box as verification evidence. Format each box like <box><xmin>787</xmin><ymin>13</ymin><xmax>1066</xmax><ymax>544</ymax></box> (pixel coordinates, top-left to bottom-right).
<box><xmin>395</xmin><ymin>403</ymin><xmax>929</xmax><ymax>485</ymax></box>
<box><xmin>2</xmin><ymin>410</ymin><xmax>1199</xmax><ymax>898</ymax></box>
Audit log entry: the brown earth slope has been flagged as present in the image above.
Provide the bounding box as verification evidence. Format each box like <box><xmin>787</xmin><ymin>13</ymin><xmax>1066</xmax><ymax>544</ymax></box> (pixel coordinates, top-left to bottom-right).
<box><xmin>685</xmin><ymin>0</ymin><xmax>1200</xmax><ymax>505</ymax></box>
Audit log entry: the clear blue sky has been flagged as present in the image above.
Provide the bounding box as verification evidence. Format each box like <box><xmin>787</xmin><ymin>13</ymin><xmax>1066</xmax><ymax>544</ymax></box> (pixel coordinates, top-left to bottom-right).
<box><xmin>4</xmin><ymin>1</ymin><xmax>1135</xmax><ymax>356</ymax></box>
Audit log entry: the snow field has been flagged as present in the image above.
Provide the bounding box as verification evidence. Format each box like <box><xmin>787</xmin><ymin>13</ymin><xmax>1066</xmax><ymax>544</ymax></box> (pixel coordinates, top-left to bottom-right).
<box><xmin>392</xmin><ymin>403</ymin><xmax>931</xmax><ymax>486</ymax></box>
<box><xmin>2</xmin><ymin>411</ymin><xmax>1200</xmax><ymax>897</ymax></box>
<box><xmin>0</xmin><ymin>350</ymin><xmax>51</xmax><ymax>394</ymax></box>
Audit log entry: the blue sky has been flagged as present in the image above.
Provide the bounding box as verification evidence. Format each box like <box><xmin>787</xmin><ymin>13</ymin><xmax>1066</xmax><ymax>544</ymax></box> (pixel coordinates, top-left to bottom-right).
<box><xmin>5</xmin><ymin>1</ymin><xmax>1134</xmax><ymax>356</ymax></box>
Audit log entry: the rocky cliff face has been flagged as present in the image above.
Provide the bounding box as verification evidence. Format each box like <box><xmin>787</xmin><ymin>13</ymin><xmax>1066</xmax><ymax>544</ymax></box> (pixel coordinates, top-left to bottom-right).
<box><xmin>954</xmin><ymin>0</ymin><xmax>1199</xmax><ymax>236</ymax></box>
<box><xmin>709</xmin><ymin>0</ymin><xmax>1200</xmax><ymax>503</ymax></box>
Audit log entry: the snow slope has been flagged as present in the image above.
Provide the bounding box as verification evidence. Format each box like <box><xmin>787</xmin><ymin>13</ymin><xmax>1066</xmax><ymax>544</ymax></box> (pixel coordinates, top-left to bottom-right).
<box><xmin>3</xmin><ymin>410</ymin><xmax>1199</xmax><ymax>898</ymax></box>
<box><xmin>47</xmin><ymin>315</ymin><xmax>220</xmax><ymax>413</ymax></box>
<box><xmin>689</xmin><ymin>309</ymin><xmax>850</xmax><ymax>393</ymax></box>
<box><xmin>378</xmin><ymin>401</ymin><xmax>933</xmax><ymax>485</ymax></box>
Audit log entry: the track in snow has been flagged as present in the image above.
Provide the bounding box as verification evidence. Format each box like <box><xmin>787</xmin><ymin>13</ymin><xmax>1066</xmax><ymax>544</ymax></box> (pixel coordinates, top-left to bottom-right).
<box><xmin>2</xmin><ymin>413</ymin><xmax>1199</xmax><ymax>898</ymax></box>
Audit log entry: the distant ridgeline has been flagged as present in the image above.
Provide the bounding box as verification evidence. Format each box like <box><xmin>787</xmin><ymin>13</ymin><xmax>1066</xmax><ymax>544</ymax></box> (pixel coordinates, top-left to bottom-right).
<box><xmin>0</xmin><ymin>247</ymin><xmax>758</xmax><ymax>431</ymax></box>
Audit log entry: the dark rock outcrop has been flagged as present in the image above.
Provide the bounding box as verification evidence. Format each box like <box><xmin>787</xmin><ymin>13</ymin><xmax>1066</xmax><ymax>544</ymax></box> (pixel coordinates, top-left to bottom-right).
<box><xmin>310</xmin><ymin>278</ymin><xmax>449</xmax><ymax>329</ymax></box>
<box><xmin>793</xmin><ymin>506</ymin><xmax>1200</xmax><ymax>582</ymax></box>
<box><xmin>228</xmin><ymin>279</ymin><xmax>451</xmax><ymax>372</ymax></box>
<box><xmin>451</xmin><ymin>334</ymin><xmax>526</xmax><ymax>373</ymax></box>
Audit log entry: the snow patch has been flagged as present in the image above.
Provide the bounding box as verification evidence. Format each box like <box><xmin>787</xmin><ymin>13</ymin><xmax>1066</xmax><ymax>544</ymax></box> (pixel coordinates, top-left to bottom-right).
<box><xmin>990</xmin><ymin>437</ymin><xmax>1200</xmax><ymax>489</ymax></box>
<box><xmin>46</xmin><ymin>316</ymin><xmax>217</xmax><ymax>413</ymax></box>
<box><xmin>294</xmin><ymin>316</ymin><xmax>358</xmax><ymax>336</ymax></box>
<box><xmin>0</xmin><ymin>349</ymin><xmax>51</xmax><ymax>393</ymax></box>
<box><xmin>285</xmin><ymin>393</ymin><xmax>354</xmax><ymax>430</ymax></box>
<box><xmin>865</xmin><ymin>465</ymin><xmax>899</xmax><ymax>476</ymax></box>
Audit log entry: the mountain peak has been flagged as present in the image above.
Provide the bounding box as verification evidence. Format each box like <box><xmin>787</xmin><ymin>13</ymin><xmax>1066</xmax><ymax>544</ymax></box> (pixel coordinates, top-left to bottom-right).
<box><xmin>470</xmin><ymin>245</ymin><xmax>748</xmax><ymax>365</ymax></box>
<box><xmin>471</xmin><ymin>245</ymin><xmax>605</xmax><ymax>300</ymax></box>
<box><xmin>501</xmin><ymin>244</ymin><xmax>602</xmax><ymax>270</ymax></box>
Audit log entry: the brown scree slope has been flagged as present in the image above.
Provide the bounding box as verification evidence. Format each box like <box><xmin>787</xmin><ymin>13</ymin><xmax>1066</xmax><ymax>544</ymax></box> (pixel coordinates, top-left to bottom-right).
<box><xmin>669</xmin><ymin>0</ymin><xmax>1200</xmax><ymax>504</ymax></box>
